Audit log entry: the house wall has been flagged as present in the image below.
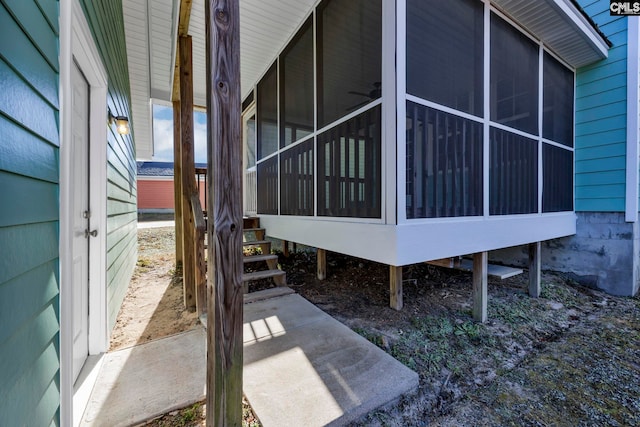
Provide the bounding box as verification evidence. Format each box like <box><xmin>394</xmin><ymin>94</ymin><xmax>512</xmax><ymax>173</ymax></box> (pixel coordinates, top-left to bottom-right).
<box><xmin>0</xmin><ymin>0</ymin><xmax>62</xmax><ymax>425</ymax></box>
<box><xmin>575</xmin><ymin>1</ymin><xmax>627</xmax><ymax>212</ymax></box>
<box><xmin>138</xmin><ymin>178</ymin><xmax>206</xmax><ymax>212</ymax></box>
<box><xmin>79</xmin><ymin>0</ymin><xmax>138</xmax><ymax>329</ymax></box>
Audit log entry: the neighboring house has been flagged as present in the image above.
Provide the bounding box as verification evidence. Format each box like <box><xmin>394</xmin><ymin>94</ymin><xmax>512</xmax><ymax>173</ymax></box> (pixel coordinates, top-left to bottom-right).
<box><xmin>0</xmin><ymin>0</ymin><xmax>137</xmax><ymax>425</ymax></box>
<box><xmin>136</xmin><ymin>161</ymin><xmax>207</xmax><ymax>214</ymax></box>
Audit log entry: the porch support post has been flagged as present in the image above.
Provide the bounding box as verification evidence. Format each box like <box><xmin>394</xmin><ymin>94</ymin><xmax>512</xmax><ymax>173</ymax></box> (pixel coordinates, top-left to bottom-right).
<box><xmin>390</xmin><ymin>265</ymin><xmax>403</xmax><ymax>311</ymax></box>
<box><xmin>180</xmin><ymin>35</ymin><xmax>196</xmax><ymax>311</ymax></box>
<box><xmin>317</xmin><ymin>248</ymin><xmax>326</xmax><ymax>280</ymax></box>
<box><xmin>205</xmin><ymin>0</ymin><xmax>244</xmax><ymax>425</ymax></box>
<box><xmin>173</xmin><ymin>100</ymin><xmax>184</xmax><ymax>270</ymax></box>
<box><xmin>528</xmin><ymin>242</ymin><xmax>541</xmax><ymax>298</ymax></box>
<box><xmin>473</xmin><ymin>251</ymin><xmax>488</xmax><ymax>323</ymax></box>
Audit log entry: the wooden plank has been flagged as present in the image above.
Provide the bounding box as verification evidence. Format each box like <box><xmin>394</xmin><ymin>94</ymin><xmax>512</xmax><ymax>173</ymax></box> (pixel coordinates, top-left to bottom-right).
<box><xmin>528</xmin><ymin>242</ymin><xmax>541</xmax><ymax>298</ymax></box>
<box><xmin>243</xmin><ymin>287</ymin><xmax>295</xmax><ymax>304</ymax></box>
<box><xmin>243</xmin><ymin>254</ymin><xmax>278</xmax><ymax>264</ymax></box>
<box><xmin>390</xmin><ymin>266</ymin><xmax>403</xmax><ymax>311</ymax></box>
<box><xmin>317</xmin><ymin>248</ymin><xmax>327</xmax><ymax>280</ymax></box>
<box><xmin>173</xmin><ymin>100</ymin><xmax>183</xmax><ymax>269</ymax></box>
<box><xmin>180</xmin><ymin>35</ymin><xmax>196</xmax><ymax>311</ymax></box>
<box><xmin>242</xmin><ymin>269</ymin><xmax>286</xmax><ymax>282</ymax></box>
<box><xmin>431</xmin><ymin>258</ymin><xmax>522</xmax><ymax>279</ymax></box>
<box><xmin>473</xmin><ymin>252</ymin><xmax>488</xmax><ymax>323</ymax></box>
<box><xmin>192</xmin><ymin>194</ymin><xmax>207</xmax><ymax>317</ymax></box>
<box><xmin>205</xmin><ymin>0</ymin><xmax>244</xmax><ymax>424</ymax></box>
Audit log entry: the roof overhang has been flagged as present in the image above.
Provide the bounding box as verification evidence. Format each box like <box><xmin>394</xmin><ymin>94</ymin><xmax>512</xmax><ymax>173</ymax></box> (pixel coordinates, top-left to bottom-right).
<box><xmin>492</xmin><ymin>0</ymin><xmax>610</xmax><ymax>68</ymax></box>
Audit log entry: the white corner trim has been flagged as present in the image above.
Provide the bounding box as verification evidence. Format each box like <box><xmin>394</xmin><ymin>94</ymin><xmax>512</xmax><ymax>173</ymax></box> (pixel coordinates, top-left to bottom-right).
<box><xmin>395</xmin><ymin>0</ymin><xmax>407</xmax><ymax>224</ymax></box>
<box><xmin>626</xmin><ymin>17</ymin><xmax>639</xmax><ymax>223</ymax></box>
<box><xmin>382</xmin><ymin>0</ymin><xmax>396</xmax><ymax>225</ymax></box>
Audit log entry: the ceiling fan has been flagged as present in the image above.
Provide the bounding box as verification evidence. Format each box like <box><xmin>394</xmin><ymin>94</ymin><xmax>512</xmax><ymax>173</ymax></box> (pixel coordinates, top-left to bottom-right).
<box><xmin>346</xmin><ymin>81</ymin><xmax>381</xmax><ymax>111</ymax></box>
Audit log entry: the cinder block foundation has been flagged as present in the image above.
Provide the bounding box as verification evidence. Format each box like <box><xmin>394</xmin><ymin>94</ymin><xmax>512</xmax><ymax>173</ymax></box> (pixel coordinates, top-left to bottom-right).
<box><xmin>492</xmin><ymin>212</ymin><xmax>639</xmax><ymax>296</ymax></box>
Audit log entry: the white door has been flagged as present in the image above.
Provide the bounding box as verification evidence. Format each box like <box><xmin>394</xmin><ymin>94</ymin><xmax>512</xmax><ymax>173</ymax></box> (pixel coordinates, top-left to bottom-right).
<box><xmin>71</xmin><ymin>61</ymin><xmax>90</xmax><ymax>383</ymax></box>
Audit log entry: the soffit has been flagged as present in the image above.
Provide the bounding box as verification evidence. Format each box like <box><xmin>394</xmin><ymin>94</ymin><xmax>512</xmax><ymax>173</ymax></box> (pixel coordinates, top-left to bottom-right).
<box><xmin>492</xmin><ymin>0</ymin><xmax>610</xmax><ymax>68</ymax></box>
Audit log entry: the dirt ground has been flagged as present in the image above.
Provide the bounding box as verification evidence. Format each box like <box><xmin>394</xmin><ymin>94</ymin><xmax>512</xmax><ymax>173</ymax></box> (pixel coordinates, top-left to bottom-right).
<box><xmin>119</xmin><ymin>225</ymin><xmax>640</xmax><ymax>427</ymax></box>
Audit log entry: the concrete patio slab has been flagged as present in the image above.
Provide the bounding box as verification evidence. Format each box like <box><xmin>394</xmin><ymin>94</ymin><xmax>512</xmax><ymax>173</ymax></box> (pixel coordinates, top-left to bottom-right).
<box><xmin>81</xmin><ymin>289</ymin><xmax>418</xmax><ymax>426</ymax></box>
<box><xmin>244</xmin><ymin>293</ymin><xmax>419</xmax><ymax>426</ymax></box>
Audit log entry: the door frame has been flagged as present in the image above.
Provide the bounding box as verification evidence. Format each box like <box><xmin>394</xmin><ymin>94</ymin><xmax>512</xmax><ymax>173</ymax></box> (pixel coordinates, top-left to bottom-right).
<box><xmin>60</xmin><ymin>0</ymin><xmax>109</xmax><ymax>425</ymax></box>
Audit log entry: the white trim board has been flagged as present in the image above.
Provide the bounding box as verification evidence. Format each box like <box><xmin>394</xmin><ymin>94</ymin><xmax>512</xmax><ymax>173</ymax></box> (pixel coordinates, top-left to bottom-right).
<box><xmin>626</xmin><ymin>16</ymin><xmax>639</xmax><ymax>223</ymax></box>
<box><xmin>60</xmin><ymin>1</ymin><xmax>110</xmax><ymax>425</ymax></box>
<box><xmin>260</xmin><ymin>212</ymin><xmax>576</xmax><ymax>266</ymax></box>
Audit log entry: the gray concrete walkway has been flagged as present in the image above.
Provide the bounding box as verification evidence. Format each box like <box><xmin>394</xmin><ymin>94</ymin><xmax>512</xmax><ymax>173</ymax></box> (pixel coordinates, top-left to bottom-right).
<box><xmin>81</xmin><ymin>289</ymin><xmax>418</xmax><ymax>426</ymax></box>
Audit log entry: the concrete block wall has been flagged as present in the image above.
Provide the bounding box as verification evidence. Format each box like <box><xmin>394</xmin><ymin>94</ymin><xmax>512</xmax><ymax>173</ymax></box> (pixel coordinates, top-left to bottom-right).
<box><xmin>492</xmin><ymin>212</ymin><xmax>639</xmax><ymax>296</ymax></box>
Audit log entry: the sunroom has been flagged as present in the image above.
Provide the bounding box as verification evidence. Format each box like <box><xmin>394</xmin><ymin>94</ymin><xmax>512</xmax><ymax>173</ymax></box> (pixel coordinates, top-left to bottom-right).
<box><xmin>237</xmin><ymin>0</ymin><xmax>609</xmax><ymax>316</ymax></box>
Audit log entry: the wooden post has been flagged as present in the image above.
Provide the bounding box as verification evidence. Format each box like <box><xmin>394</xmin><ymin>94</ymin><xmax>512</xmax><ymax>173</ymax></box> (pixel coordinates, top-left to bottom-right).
<box><xmin>283</xmin><ymin>240</ymin><xmax>290</xmax><ymax>258</ymax></box>
<box><xmin>317</xmin><ymin>248</ymin><xmax>326</xmax><ymax>280</ymax></box>
<box><xmin>192</xmin><ymin>194</ymin><xmax>207</xmax><ymax>317</ymax></box>
<box><xmin>528</xmin><ymin>242</ymin><xmax>541</xmax><ymax>298</ymax></box>
<box><xmin>205</xmin><ymin>0</ymin><xmax>243</xmax><ymax>425</ymax></box>
<box><xmin>180</xmin><ymin>35</ymin><xmax>196</xmax><ymax>311</ymax></box>
<box><xmin>390</xmin><ymin>265</ymin><xmax>403</xmax><ymax>311</ymax></box>
<box><xmin>473</xmin><ymin>252</ymin><xmax>488</xmax><ymax>323</ymax></box>
<box><xmin>172</xmin><ymin>100</ymin><xmax>184</xmax><ymax>270</ymax></box>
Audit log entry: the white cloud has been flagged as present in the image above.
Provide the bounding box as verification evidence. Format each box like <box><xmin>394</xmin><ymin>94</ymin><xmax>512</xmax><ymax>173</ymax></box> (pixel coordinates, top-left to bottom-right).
<box><xmin>152</xmin><ymin>113</ymin><xmax>208</xmax><ymax>164</ymax></box>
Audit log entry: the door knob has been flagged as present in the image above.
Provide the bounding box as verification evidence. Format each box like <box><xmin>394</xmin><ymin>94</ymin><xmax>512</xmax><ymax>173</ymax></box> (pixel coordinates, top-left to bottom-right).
<box><xmin>85</xmin><ymin>229</ymin><xmax>98</xmax><ymax>238</ymax></box>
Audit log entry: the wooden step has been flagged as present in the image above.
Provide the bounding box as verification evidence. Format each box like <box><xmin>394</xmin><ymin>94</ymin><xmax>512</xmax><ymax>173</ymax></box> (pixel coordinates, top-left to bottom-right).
<box><xmin>243</xmin><ymin>254</ymin><xmax>278</xmax><ymax>264</ymax></box>
<box><xmin>243</xmin><ymin>228</ymin><xmax>265</xmax><ymax>240</ymax></box>
<box><xmin>243</xmin><ymin>269</ymin><xmax>286</xmax><ymax>283</ymax></box>
<box><xmin>243</xmin><ymin>217</ymin><xmax>260</xmax><ymax>229</ymax></box>
<box><xmin>243</xmin><ymin>240</ymin><xmax>270</xmax><ymax>247</ymax></box>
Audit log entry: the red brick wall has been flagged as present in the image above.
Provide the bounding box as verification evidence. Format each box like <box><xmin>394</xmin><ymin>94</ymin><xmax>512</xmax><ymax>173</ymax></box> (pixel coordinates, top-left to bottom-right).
<box><xmin>137</xmin><ymin>178</ymin><xmax>206</xmax><ymax>210</ymax></box>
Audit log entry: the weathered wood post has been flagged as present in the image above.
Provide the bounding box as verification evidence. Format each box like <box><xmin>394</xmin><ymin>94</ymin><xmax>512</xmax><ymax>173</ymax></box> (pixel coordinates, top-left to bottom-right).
<box><xmin>180</xmin><ymin>35</ymin><xmax>197</xmax><ymax>311</ymax></box>
<box><xmin>205</xmin><ymin>0</ymin><xmax>243</xmax><ymax>425</ymax></box>
<box><xmin>173</xmin><ymin>100</ymin><xmax>184</xmax><ymax>271</ymax></box>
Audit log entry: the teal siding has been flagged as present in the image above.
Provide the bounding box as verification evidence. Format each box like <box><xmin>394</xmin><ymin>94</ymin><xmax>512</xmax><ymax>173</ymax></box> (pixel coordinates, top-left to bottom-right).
<box><xmin>0</xmin><ymin>0</ymin><xmax>60</xmax><ymax>423</ymax></box>
<box><xmin>79</xmin><ymin>0</ymin><xmax>137</xmax><ymax>330</ymax></box>
<box><xmin>575</xmin><ymin>0</ymin><xmax>627</xmax><ymax>212</ymax></box>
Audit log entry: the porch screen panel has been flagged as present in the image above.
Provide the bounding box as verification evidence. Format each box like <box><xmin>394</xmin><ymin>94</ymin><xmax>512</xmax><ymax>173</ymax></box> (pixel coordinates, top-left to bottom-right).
<box><xmin>489</xmin><ymin>128</ymin><xmax>538</xmax><ymax>215</ymax></box>
<box><xmin>280</xmin><ymin>139</ymin><xmax>314</xmax><ymax>215</ymax></box>
<box><xmin>407</xmin><ymin>0</ymin><xmax>483</xmax><ymax>116</ymax></box>
<box><xmin>281</xmin><ymin>18</ymin><xmax>314</xmax><ymax>147</ymax></box>
<box><xmin>257</xmin><ymin>63</ymin><xmax>278</xmax><ymax>159</ymax></box>
<box><xmin>317</xmin><ymin>0</ymin><xmax>382</xmax><ymax>128</ymax></box>
<box><xmin>317</xmin><ymin>105</ymin><xmax>381</xmax><ymax>218</ymax></box>
<box><xmin>406</xmin><ymin>102</ymin><xmax>483</xmax><ymax>218</ymax></box>
<box><xmin>490</xmin><ymin>13</ymin><xmax>538</xmax><ymax>136</ymax></box>
<box><xmin>543</xmin><ymin>144</ymin><xmax>573</xmax><ymax>212</ymax></box>
<box><xmin>257</xmin><ymin>156</ymin><xmax>278</xmax><ymax>214</ymax></box>
<box><xmin>543</xmin><ymin>52</ymin><xmax>574</xmax><ymax>147</ymax></box>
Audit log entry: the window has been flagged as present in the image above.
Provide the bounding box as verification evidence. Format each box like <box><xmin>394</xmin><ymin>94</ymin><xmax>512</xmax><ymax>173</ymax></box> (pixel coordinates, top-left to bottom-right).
<box><xmin>257</xmin><ymin>63</ymin><xmax>278</xmax><ymax>159</ymax></box>
<box><xmin>317</xmin><ymin>0</ymin><xmax>381</xmax><ymax>128</ymax></box>
<box><xmin>406</xmin><ymin>102</ymin><xmax>483</xmax><ymax>218</ymax></box>
<box><xmin>489</xmin><ymin>127</ymin><xmax>538</xmax><ymax>215</ymax></box>
<box><xmin>490</xmin><ymin>13</ymin><xmax>539</xmax><ymax>135</ymax></box>
<box><xmin>317</xmin><ymin>105</ymin><xmax>381</xmax><ymax>217</ymax></box>
<box><xmin>280</xmin><ymin>140</ymin><xmax>314</xmax><ymax>215</ymax></box>
<box><xmin>543</xmin><ymin>144</ymin><xmax>573</xmax><ymax>212</ymax></box>
<box><xmin>543</xmin><ymin>52</ymin><xmax>574</xmax><ymax>147</ymax></box>
<box><xmin>281</xmin><ymin>18</ymin><xmax>314</xmax><ymax>147</ymax></box>
<box><xmin>407</xmin><ymin>0</ymin><xmax>483</xmax><ymax>116</ymax></box>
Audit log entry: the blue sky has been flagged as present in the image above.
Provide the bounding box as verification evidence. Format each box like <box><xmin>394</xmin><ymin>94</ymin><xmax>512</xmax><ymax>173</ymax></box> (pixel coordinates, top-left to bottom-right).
<box><xmin>152</xmin><ymin>104</ymin><xmax>208</xmax><ymax>163</ymax></box>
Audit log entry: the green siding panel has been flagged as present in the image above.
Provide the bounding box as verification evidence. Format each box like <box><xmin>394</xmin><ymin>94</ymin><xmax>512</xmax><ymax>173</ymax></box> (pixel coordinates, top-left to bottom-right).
<box><xmin>575</xmin><ymin>1</ymin><xmax>627</xmax><ymax>212</ymax></box>
<box><xmin>0</xmin><ymin>1</ymin><xmax>60</xmax><ymax>424</ymax></box>
<box><xmin>0</xmin><ymin>172</ymin><xmax>59</xmax><ymax>227</ymax></box>
<box><xmin>0</xmin><ymin>58</ymin><xmax>59</xmax><ymax>145</ymax></box>
<box><xmin>0</xmin><ymin>4</ymin><xmax>59</xmax><ymax>108</ymax></box>
<box><xmin>0</xmin><ymin>260</ymin><xmax>59</xmax><ymax>345</ymax></box>
<box><xmin>1</xmin><ymin>0</ymin><xmax>58</xmax><ymax>70</ymax></box>
<box><xmin>0</xmin><ymin>222</ymin><xmax>58</xmax><ymax>284</ymax></box>
<box><xmin>0</xmin><ymin>116</ymin><xmax>58</xmax><ymax>182</ymax></box>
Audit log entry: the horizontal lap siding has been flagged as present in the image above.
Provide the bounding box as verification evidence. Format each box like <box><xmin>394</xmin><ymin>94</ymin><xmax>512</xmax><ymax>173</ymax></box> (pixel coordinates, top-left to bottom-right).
<box><xmin>80</xmin><ymin>0</ymin><xmax>137</xmax><ymax>329</ymax></box>
<box><xmin>575</xmin><ymin>0</ymin><xmax>627</xmax><ymax>212</ymax></box>
<box><xmin>0</xmin><ymin>1</ymin><xmax>60</xmax><ymax>425</ymax></box>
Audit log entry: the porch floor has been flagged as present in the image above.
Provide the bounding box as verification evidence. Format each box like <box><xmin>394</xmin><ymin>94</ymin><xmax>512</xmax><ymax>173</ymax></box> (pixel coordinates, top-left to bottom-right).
<box><xmin>80</xmin><ymin>288</ymin><xmax>418</xmax><ymax>426</ymax></box>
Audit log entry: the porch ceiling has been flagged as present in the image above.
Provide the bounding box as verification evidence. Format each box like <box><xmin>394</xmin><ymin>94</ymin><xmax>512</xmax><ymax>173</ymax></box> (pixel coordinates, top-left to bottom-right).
<box><xmin>124</xmin><ymin>0</ymin><xmax>316</xmax><ymax>160</ymax></box>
